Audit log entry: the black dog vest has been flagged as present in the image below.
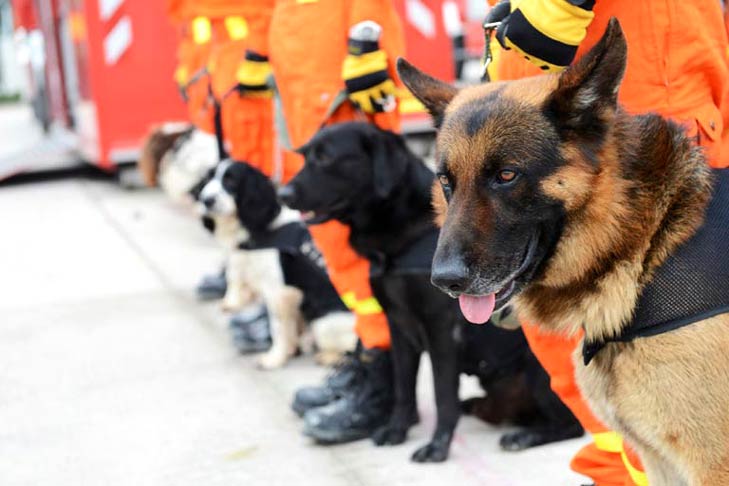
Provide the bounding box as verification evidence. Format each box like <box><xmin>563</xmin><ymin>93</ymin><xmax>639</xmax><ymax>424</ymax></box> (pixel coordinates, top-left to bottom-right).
<box><xmin>241</xmin><ymin>222</ymin><xmax>346</xmax><ymax>321</ymax></box>
<box><xmin>583</xmin><ymin>169</ymin><xmax>729</xmax><ymax>365</ymax></box>
<box><xmin>369</xmin><ymin>227</ymin><xmax>440</xmax><ymax>278</ymax></box>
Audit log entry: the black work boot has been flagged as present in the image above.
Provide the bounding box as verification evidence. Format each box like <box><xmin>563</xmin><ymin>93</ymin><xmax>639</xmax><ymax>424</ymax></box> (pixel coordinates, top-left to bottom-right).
<box><xmin>302</xmin><ymin>347</ymin><xmax>394</xmax><ymax>444</ymax></box>
<box><xmin>229</xmin><ymin>304</ymin><xmax>271</xmax><ymax>354</ymax></box>
<box><xmin>195</xmin><ymin>267</ymin><xmax>227</xmax><ymax>301</ymax></box>
<box><xmin>291</xmin><ymin>342</ymin><xmax>364</xmax><ymax>417</ymax></box>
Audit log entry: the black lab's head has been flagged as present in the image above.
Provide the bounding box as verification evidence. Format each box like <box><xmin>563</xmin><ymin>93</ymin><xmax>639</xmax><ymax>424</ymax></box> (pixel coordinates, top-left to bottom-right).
<box><xmin>199</xmin><ymin>160</ymin><xmax>280</xmax><ymax>233</ymax></box>
<box><xmin>279</xmin><ymin>122</ymin><xmax>411</xmax><ymax>224</ymax></box>
<box><xmin>398</xmin><ymin>19</ymin><xmax>628</xmax><ymax>323</ymax></box>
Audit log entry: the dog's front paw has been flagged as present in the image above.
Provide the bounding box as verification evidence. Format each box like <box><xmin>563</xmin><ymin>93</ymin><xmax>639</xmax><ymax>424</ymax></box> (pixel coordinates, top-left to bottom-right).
<box><xmin>221</xmin><ymin>295</ymin><xmax>243</xmax><ymax>312</ymax></box>
<box><xmin>411</xmin><ymin>441</ymin><xmax>449</xmax><ymax>463</ymax></box>
<box><xmin>372</xmin><ymin>425</ymin><xmax>408</xmax><ymax>446</ymax></box>
<box><xmin>256</xmin><ymin>350</ymin><xmax>289</xmax><ymax>370</ymax></box>
<box><xmin>499</xmin><ymin>423</ymin><xmax>584</xmax><ymax>451</ymax></box>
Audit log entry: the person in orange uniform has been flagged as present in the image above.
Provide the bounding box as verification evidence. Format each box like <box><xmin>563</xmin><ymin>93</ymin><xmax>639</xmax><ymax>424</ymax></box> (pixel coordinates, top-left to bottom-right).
<box><xmin>485</xmin><ymin>1</ymin><xmax>729</xmax><ymax>484</ymax></box>
<box><xmin>167</xmin><ymin>0</ymin><xmax>217</xmax><ymax>137</ymax></box>
<box><xmin>267</xmin><ymin>0</ymin><xmax>406</xmax><ymax>444</ymax></box>
<box><xmin>166</xmin><ymin>1</ymin><xmax>282</xmax><ymax>305</ymax></box>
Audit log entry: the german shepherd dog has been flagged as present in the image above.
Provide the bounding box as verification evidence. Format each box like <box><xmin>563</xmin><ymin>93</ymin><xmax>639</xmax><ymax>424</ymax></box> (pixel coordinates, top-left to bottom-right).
<box><xmin>399</xmin><ymin>19</ymin><xmax>729</xmax><ymax>485</ymax></box>
<box><xmin>279</xmin><ymin>122</ymin><xmax>583</xmax><ymax>462</ymax></box>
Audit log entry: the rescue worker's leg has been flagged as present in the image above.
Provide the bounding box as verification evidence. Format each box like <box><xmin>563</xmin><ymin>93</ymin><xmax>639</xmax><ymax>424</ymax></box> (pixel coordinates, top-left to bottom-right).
<box><xmin>275</xmin><ymin>150</ymin><xmax>394</xmax><ymax>441</ymax></box>
<box><xmin>298</xmin><ymin>220</ymin><xmax>394</xmax><ymax>443</ymax></box>
<box><xmin>521</xmin><ymin>324</ymin><xmax>645</xmax><ymax>486</ymax></box>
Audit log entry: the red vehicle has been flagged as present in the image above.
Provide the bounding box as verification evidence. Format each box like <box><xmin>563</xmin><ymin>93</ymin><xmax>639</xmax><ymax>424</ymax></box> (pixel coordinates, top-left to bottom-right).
<box><xmin>13</xmin><ymin>0</ymin><xmax>186</xmax><ymax>170</ymax></box>
<box><xmin>12</xmin><ymin>0</ymin><xmax>478</xmax><ymax>170</ymax></box>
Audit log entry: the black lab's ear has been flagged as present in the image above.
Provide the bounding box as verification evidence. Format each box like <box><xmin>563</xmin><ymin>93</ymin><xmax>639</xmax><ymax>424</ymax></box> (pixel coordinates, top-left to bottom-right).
<box><xmin>397</xmin><ymin>58</ymin><xmax>458</xmax><ymax>128</ymax></box>
<box><xmin>368</xmin><ymin>128</ymin><xmax>410</xmax><ymax>199</ymax></box>
<box><xmin>548</xmin><ymin>18</ymin><xmax>627</xmax><ymax>136</ymax></box>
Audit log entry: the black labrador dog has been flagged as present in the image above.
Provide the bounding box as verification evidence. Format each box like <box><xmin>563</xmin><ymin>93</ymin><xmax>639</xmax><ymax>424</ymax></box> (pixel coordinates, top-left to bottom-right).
<box><xmin>279</xmin><ymin>122</ymin><xmax>582</xmax><ymax>462</ymax></box>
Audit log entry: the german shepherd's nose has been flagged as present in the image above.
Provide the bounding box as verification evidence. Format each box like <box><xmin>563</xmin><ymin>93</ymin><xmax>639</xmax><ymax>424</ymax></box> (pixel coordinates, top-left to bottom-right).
<box><xmin>431</xmin><ymin>254</ymin><xmax>469</xmax><ymax>294</ymax></box>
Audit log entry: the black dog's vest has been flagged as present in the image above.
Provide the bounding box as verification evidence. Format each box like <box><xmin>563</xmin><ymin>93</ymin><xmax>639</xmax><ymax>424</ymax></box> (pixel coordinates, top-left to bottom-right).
<box><xmin>583</xmin><ymin>169</ymin><xmax>729</xmax><ymax>365</ymax></box>
<box><xmin>241</xmin><ymin>222</ymin><xmax>347</xmax><ymax>321</ymax></box>
<box><xmin>368</xmin><ymin>227</ymin><xmax>440</xmax><ymax>278</ymax></box>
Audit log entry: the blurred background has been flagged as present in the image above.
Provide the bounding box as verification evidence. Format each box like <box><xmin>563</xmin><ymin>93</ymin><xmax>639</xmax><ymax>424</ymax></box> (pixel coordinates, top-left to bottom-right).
<box><xmin>0</xmin><ymin>0</ymin><xmax>492</xmax><ymax>179</ymax></box>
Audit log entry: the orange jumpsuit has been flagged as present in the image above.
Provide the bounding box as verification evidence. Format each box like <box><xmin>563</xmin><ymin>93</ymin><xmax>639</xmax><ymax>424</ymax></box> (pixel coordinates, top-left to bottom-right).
<box><xmin>168</xmin><ymin>0</ymin><xmax>278</xmax><ymax>176</ymax></box>
<box><xmin>166</xmin><ymin>0</ymin><xmax>217</xmax><ymax>135</ymax></box>
<box><xmin>492</xmin><ymin>1</ymin><xmax>729</xmax><ymax>484</ymax></box>
<box><xmin>268</xmin><ymin>0</ymin><xmax>407</xmax><ymax>349</ymax></box>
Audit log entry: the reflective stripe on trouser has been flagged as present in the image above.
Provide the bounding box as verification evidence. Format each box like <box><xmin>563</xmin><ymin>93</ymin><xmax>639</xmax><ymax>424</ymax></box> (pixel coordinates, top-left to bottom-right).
<box><xmin>521</xmin><ymin>325</ymin><xmax>644</xmax><ymax>486</ymax></box>
<box><xmin>593</xmin><ymin>433</ymin><xmax>648</xmax><ymax>486</ymax></box>
<box><xmin>304</xmin><ymin>217</ymin><xmax>391</xmax><ymax>350</ymax></box>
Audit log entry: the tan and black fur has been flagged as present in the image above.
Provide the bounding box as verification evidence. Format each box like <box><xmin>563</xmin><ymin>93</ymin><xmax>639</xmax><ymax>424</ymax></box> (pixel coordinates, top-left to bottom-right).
<box><xmin>399</xmin><ymin>19</ymin><xmax>729</xmax><ymax>485</ymax></box>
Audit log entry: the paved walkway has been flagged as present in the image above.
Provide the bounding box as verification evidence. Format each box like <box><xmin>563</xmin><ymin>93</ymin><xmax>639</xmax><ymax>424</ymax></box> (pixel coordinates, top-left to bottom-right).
<box><xmin>0</xmin><ymin>176</ymin><xmax>590</xmax><ymax>486</ymax></box>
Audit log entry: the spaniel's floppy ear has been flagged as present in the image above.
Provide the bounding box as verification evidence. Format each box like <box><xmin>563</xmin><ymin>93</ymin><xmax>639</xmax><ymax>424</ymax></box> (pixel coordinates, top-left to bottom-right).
<box><xmin>547</xmin><ymin>18</ymin><xmax>627</xmax><ymax>137</ymax></box>
<box><xmin>235</xmin><ymin>163</ymin><xmax>281</xmax><ymax>233</ymax></box>
<box><xmin>397</xmin><ymin>58</ymin><xmax>458</xmax><ymax>128</ymax></box>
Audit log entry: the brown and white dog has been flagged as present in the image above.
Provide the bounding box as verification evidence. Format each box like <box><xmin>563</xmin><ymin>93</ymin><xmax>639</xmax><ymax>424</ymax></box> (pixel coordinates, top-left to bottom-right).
<box><xmin>399</xmin><ymin>19</ymin><xmax>729</xmax><ymax>485</ymax></box>
<box><xmin>138</xmin><ymin>123</ymin><xmax>219</xmax><ymax>204</ymax></box>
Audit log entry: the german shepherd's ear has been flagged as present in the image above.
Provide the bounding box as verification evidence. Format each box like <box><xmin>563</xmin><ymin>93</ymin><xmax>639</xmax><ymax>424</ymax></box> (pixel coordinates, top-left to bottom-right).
<box><xmin>369</xmin><ymin>129</ymin><xmax>410</xmax><ymax>199</ymax></box>
<box><xmin>397</xmin><ymin>58</ymin><xmax>458</xmax><ymax>128</ymax></box>
<box><xmin>548</xmin><ymin>18</ymin><xmax>627</xmax><ymax>134</ymax></box>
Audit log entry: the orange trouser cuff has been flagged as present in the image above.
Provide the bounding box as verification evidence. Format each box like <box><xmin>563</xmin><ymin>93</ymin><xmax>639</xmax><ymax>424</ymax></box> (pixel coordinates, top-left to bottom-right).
<box><xmin>521</xmin><ymin>324</ymin><xmax>643</xmax><ymax>485</ymax></box>
<box><xmin>571</xmin><ymin>443</ymin><xmax>636</xmax><ymax>486</ymax></box>
<box><xmin>354</xmin><ymin>312</ymin><xmax>391</xmax><ymax>350</ymax></box>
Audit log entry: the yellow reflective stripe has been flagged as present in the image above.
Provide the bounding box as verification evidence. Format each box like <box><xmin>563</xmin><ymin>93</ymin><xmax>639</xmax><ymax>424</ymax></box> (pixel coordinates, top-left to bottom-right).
<box><xmin>342</xmin><ymin>50</ymin><xmax>388</xmax><ymax>81</ymax></box>
<box><xmin>174</xmin><ymin>66</ymin><xmax>189</xmax><ymax>86</ymax></box>
<box><xmin>517</xmin><ymin>0</ymin><xmax>594</xmax><ymax>47</ymax></box>
<box><xmin>297</xmin><ymin>0</ymin><xmax>318</xmax><ymax>3</ymax></box>
<box><xmin>236</xmin><ymin>59</ymin><xmax>272</xmax><ymax>87</ymax></box>
<box><xmin>339</xmin><ymin>292</ymin><xmax>383</xmax><ymax>315</ymax></box>
<box><xmin>353</xmin><ymin>297</ymin><xmax>383</xmax><ymax>315</ymax></box>
<box><xmin>621</xmin><ymin>449</ymin><xmax>649</xmax><ymax>486</ymax></box>
<box><xmin>593</xmin><ymin>432</ymin><xmax>647</xmax><ymax>486</ymax></box>
<box><xmin>192</xmin><ymin>16</ymin><xmax>212</xmax><ymax>45</ymax></box>
<box><xmin>341</xmin><ymin>292</ymin><xmax>357</xmax><ymax>310</ymax></box>
<box><xmin>398</xmin><ymin>96</ymin><xmax>426</xmax><ymax>114</ymax></box>
<box><xmin>225</xmin><ymin>16</ymin><xmax>249</xmax><ymax>40</ymax></box>
<box><xmin>592</xmin><ymin>431</ymin><xmax>623</xmax><ymax>453</ymax></box>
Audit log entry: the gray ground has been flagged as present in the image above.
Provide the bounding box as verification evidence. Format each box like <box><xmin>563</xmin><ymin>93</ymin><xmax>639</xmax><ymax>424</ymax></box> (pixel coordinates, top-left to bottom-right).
<box><xmin>0</xmin><ymin>105</ymin><xmax>591</xmax><ymax>486</ymax></box>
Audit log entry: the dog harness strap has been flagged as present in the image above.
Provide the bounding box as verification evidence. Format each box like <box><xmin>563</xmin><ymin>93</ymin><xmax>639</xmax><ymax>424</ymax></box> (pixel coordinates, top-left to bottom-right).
<box><xmin>583</xmin><ymin>169</ymin><xmax>729</xmax><ymax>365</ymax></box>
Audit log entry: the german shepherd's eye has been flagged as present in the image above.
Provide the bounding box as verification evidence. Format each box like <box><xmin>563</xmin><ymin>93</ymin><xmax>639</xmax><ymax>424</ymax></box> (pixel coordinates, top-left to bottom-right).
<box><xmin>496</xmin><ymin>169</ymin><xmax>519</xmax><ymax>184</ymax></box>
<box><xmin>437</xmin><ymin>173</ymin><xmax>453</xmax><ymax>201</ymax></box>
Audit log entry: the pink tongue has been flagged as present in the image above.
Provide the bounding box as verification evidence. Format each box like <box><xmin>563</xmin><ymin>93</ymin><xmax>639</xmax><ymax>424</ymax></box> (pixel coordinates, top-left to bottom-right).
<box><xmin>458</xmin><ymin>294</ymin><xmax>496</xmax><ymax>324</ymax></box>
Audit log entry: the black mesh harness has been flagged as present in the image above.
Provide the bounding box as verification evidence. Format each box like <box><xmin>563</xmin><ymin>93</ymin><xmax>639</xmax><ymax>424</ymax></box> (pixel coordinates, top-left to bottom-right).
<box><xmin>241</xmin><ymin>222</ymin><xmax>346</xmax><ymax>321</ymax></box>
<box><xmin>583</xmin><ymin>169</ymin><xmax>729</xmax><ymax>365</ymax></box>
<box><xmin>369</xmin><ymin>227</ymin><xmax>440</xmax><ymax>278</ymax></box>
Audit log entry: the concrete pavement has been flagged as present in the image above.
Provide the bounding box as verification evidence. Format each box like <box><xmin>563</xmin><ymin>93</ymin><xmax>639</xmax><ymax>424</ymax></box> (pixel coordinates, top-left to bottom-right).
<box><xmin>0</xmin><ymin>176</ymin><xmax>590</xmax><ymax>486</ymax></box>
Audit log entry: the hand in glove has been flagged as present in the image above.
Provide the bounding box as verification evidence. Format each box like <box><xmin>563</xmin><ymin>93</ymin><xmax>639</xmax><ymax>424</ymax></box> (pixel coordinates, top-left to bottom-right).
<box><xmin>487</xmin><ymin>0</ymin><xmax>595</xmax><ymax>72</ymax></box>
<box><xmin>342</xmin><ymin>21</ymin><xmax>397</xmax><ymax>113</ymax></box>
<box><xmin>235</xmin><ymin>50</ymin><xmax>273</xmax><ymax>97</ymax></box>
